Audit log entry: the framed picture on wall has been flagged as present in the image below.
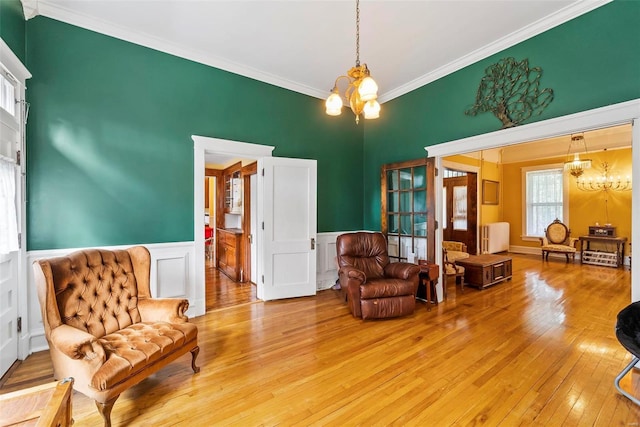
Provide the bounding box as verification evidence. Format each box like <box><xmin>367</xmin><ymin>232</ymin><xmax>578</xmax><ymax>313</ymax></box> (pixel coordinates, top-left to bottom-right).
<box><xmin>482</xmin><ymin>179</ymin><xmax>499</xmax><ymax>205</ymax></box>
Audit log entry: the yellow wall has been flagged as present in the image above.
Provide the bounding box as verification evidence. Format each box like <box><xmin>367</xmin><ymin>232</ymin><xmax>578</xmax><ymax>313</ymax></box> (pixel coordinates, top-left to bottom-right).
<box><xmin>502</xmin><ymin>148</ymin><xmax>632</xmax><ymax>253</ymax></box>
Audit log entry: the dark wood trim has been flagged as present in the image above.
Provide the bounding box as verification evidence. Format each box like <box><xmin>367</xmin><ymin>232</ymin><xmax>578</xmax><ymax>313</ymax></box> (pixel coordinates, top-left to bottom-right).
<box><xmin>242</xmin><ymin>161</ymin><xmax>257</xmax><ymax>176</ymax></box>
<box><xmin>241</xmin><ymin>163</ymin><xmax>257</xmax><ymax>283</ymax></box>
<box><xmin>380</xmin><ymin>156</ymin><xmax>435</xmax><ymax>262</ymax></box>
<box><xmin>426</xmin><ymin>157</ymin><xmax>436</xmax><ymax>263</ymax></box>
<box><xmin>205</xmin><ymin>168</ymin><xmax>222</xmax><ymax>178</ymax></box>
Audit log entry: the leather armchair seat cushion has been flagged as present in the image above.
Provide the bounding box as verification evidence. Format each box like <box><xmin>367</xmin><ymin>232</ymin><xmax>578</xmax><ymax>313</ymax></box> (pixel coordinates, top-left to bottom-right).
<box><xmin>359</xmin><ymin>278</ymin><xmax>416</xmax><ymax>299</ymax></box>
<box><xmin>93</xmin><ymin>321</ymin><xmax>197</xmax><ymax>391</ymax></box>
<box><xmin>361</xmin><ymin>295</ymin><xmax>415</xmax><ymax>319</ymax></box>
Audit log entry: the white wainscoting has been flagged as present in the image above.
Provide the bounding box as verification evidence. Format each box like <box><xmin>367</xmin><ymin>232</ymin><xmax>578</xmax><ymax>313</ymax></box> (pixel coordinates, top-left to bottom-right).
<box><xmin>315</xmin><ymin>231</ymin><xmax>374</xmax><ymax>291</ymax></box>
<box><xmin>24</xmin><ymin>242</ymin><xmax>195</xmax><ymax>354</ymax></box>
<box><xmin>316</xmin><ymin>232</ymin><xmax>342</xmax><ymax>291</ymax></box>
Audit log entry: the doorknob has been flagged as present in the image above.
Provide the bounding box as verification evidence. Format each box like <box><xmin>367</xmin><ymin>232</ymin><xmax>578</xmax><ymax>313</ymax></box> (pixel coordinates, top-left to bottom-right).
<box><xmin>310</xmin><ymin>238</ymin><xmax>315</xmax><ymax>250</ymax></box>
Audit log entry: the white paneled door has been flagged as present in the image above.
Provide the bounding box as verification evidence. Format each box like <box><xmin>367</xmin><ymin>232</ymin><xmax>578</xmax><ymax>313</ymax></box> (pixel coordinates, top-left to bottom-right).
<box><xmin>258</xmin><ymin>157</ymin><xmax>317</xmax><ymax>301</ymax></box>
<box><xmin>0</xmin><ymin>252</ymin><xmax>18</xmax><ymax>375</ymax></box>
<box><xmin>0</xmin><ymin>66</ymin><xmax>22</xmax><ymax>377</ymax></box>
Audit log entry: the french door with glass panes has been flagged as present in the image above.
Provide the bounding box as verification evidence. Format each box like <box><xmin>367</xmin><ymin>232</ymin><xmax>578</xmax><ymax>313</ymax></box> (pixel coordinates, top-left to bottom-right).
<box><xmin>381</xmin><ymin>158</ymin><xmax>436</xmax><ymax>263</ymax></box>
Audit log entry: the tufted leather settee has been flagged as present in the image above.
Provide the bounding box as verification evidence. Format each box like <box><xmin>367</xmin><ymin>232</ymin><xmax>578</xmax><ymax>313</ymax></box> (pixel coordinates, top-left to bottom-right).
<box><xmin>33</xmin><ymin>246</ymin><xmax>199</xmax><ymax>427</ymax></box>
<box><xmin>336</xmin><ymin>232</ymin><xmax>420</xmax><ymax>319</ymax></box>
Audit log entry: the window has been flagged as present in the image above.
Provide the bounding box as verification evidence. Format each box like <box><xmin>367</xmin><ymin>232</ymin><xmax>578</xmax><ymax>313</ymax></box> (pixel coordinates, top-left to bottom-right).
<box><xmin>381</xmin><ymin>158</ymin><xmax>435</xmax><ymax>262</ymax></box>
<box><xmin>0</xmin><ymin>72</ymin><xmax>16</xmax><ymax>117</ymax></box>
<box><xmin>523</xmin><ymin>165</ymin><xmax>567</xmax><ymax>238</ymax></box>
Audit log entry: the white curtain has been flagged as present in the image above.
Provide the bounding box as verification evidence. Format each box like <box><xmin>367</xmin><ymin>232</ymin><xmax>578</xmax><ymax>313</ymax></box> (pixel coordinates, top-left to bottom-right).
<box><xmin>0</xmin><ymin>157</ymin><xmax>19</xmax><ymax>254</ymax></box>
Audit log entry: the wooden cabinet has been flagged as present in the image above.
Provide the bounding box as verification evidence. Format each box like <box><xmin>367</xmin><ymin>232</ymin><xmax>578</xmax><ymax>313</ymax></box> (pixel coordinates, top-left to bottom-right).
<box><xmin>217</xmin><ymin>228</ymin><xmax>242</xmax><ymax>281</ymax></box>
<box><xmin>456</xmin><ymin>254</ymin><xmax>512</xmax><ymax>289</ymax></box>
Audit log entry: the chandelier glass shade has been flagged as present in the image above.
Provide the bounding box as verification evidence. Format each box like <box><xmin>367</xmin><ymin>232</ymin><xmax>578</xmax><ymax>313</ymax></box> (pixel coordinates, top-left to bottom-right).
<box><xmin>325</xmin><ymin>0</ymin><xmax>380</xmax><ymax>124</ymax></box>
<box><xmin>564</xmin><ymin>135</ymin><xmax>592</xmax><ymax>178</ymax></box>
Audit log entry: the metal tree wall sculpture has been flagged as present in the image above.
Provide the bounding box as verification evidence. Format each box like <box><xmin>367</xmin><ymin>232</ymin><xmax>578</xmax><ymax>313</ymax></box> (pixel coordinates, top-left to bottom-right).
<box><xmin>465</xmin><ymin>57</ymin><xmax>554</xmax><ymax>129</ymax></box>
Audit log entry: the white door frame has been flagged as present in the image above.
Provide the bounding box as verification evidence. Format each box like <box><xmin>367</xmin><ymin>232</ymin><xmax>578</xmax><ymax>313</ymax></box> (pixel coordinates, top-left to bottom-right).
<box><xmin>427</xmin><ymin>99</ymin><xmax>640</xmax><ymax>302</ymax></box>
<box><xmin>192</xmin><ymin>136</ymin><xmax>274</xmax><ymax>316</ymax></box>
<box><xmin>1</xmin><ymin>38</ymin><xmax>32</xmax><ymax>362</ymax></box>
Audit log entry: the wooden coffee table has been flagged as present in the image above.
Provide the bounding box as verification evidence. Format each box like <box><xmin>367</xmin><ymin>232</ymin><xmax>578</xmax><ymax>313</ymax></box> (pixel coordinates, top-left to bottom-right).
<box><xmin>455</xmin><ymin>254</ymin><xmax>512</xmax><ymax>289</ymax></box>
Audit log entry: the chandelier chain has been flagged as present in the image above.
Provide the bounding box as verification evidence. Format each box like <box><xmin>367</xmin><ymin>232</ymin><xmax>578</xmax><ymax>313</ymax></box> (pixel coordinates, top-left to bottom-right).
<box><xmin>355</xmin><ymin>0</ymin><xmax>360</xmax><ymax>67</ymax></box>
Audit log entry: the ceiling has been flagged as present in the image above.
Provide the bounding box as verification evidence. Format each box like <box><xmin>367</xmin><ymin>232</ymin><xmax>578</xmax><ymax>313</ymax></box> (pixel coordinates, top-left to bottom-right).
<box><xmin>22</xmin><ymin>0</ymin><xmax>609</xmax><ymax>104</ymax></box>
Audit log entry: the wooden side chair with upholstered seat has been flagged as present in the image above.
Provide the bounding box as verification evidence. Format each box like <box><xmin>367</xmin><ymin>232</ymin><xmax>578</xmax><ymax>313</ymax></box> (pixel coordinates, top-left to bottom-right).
<box><xmin>539</xmin><ymin>219</ymin><xmax>578</xmax><ymax>263</ymax></box>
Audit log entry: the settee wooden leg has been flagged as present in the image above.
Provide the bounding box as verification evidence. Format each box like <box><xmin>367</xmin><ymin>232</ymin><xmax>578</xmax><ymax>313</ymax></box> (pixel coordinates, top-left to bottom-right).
<box><xmin>191</xmin><ymin>346</ymin><xmax>201</xmax><ymax>373</ymax></box>
<box><xmin>96</xmin><ymin>395</ymin><xmax>119</xmax><ymax>427</ymax></box>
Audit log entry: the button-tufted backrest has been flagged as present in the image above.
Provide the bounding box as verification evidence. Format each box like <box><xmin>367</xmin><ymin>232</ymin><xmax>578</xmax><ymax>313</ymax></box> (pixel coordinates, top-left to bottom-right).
<box><xmin>37</xmin><ymin>248</ymin><xmax>142</xmax><ymax>339</ymax></box>
<box><xmin>336</xmin><ymin>232</ymin><xmax>390</xmax><ymax>279</ymax></box>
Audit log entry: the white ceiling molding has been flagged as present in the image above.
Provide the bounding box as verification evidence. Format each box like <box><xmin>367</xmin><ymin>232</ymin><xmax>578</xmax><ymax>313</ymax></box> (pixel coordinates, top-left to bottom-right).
<box><xmin>23</xmin><ymin>0</ymin><xmax>327</xmax><ymax>99</ymax></box>
<box><xmin>20</xmin><ymin>0</ymin><xmax>38</xmax><ymax>20</ymax></box>
<box><xmin>22</xmin><ymin>0</ymin><xmax>610</xmax><ymax>103</ymax></box>
<box><xmin>379</xmin><ymin>0</ymin><xmax>612</xmax><ymax>103</ymax></box>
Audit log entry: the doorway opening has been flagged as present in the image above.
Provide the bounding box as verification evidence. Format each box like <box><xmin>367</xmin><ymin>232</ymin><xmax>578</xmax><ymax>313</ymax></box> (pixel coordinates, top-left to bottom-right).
<box><xmin>442</xmin><ymin>169</ymin><xmax>478</xmax><ymax>255</ymax></box>
<box><xmin>430</xmin><ymin>100</ymin><xmax>639</xmax><ymax>302</ymax></box>
<box><xmin>193</xmin><ymin>136</ymin><xmax>274</xmax><ymax>315</ymax></box>
<box><xmin>204</xmin><ymin>160</ymin><xmax>258</xmax><ymax>311</ymax></box>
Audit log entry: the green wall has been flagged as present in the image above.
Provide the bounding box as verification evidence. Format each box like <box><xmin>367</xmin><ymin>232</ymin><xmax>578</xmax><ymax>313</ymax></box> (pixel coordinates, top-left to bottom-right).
<box><xmin>26</xmin><ymin>17</ymin><xmax>363</xmax><ymax>250</ymax></box>
<box><xmin>0</xmin><ymin>0</ymin><xmax>25</xmax><ymax>62</ymax></box>
<box><xmin>363</xmin><ymin>1</ymin><xmax>640</xmax><ymax>231</ymax></box>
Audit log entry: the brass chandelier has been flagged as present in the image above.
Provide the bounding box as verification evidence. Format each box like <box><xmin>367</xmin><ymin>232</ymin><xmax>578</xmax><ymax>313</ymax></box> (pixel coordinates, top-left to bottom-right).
<box><xmin>576</xmin><ymin>153</ymin><xmax>631</xmax><ymax>193</ymax></box>
<box><xmin>325</xmin><ymin>0</ymin><xmax>380</xmax><ymax>124</ymax></box>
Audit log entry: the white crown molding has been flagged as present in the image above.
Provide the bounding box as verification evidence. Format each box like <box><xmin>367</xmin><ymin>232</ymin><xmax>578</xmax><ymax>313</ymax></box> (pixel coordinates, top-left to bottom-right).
<box><xmin>22</xmin><ymin>0</ymin><xmax>611</xmax><ymax>102</ymax></box>
<box><xmin>28</xmin><ymin>0</ymin><xmax>328</xmax><ymax>100</ymax></box>
<box><xmin>20</xmin><ymin>0</ymin><xmax>39</xmax><ymax>20</ymax></box>
<box><xmin>378</xmin><ymin>0</ymin><xmax>612</xmax><ymax>104</ymax></box>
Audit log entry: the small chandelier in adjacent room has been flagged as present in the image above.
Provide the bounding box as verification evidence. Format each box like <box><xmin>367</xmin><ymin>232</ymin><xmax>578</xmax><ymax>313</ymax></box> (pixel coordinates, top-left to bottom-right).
<box><xmin>325</xmin><ymin>0</ymin><xmax>380</xmax><ymax>124</ymax></box>
<box><xmin>564</xmin><ymin>134</ymin><xmax>592</xmax><ymax>178</ymax></box>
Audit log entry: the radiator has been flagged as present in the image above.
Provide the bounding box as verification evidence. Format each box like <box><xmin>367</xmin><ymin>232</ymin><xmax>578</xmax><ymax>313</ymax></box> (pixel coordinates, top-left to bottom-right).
<box><xmin>481</xmin><ymin>222</ymin><xmax>510</xmax><ymax>254</ymax></box>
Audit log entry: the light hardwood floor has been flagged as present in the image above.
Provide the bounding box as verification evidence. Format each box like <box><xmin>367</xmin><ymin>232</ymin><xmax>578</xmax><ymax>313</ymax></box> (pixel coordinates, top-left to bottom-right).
<box><xmin>2</xmin><ymin>253</ymin><xmax>639</xmax><ymax>426</ymax></box>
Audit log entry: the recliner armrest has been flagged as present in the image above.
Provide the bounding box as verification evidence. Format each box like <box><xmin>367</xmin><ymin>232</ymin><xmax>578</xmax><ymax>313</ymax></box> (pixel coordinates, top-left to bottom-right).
<box><xmin>138</xmin><ymin>298</ymin><xmax>190</xmax><ymax>323</ymax></box>
<box><xmin>384</xmin><ymin>262</ymin><xmax>420</xmax><ymax>281</ymax></box>
<box><xmin>49</xmin><ymin>324</ymin><xmax>106</xmax><ymax>362</ymax></box>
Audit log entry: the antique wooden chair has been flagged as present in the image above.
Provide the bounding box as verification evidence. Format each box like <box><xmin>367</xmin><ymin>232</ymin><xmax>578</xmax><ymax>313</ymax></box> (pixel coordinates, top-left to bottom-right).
<box><xmin>539</xmin><ymin>219</ymin><xmax>578</xmax><ymax>262</ymax></box>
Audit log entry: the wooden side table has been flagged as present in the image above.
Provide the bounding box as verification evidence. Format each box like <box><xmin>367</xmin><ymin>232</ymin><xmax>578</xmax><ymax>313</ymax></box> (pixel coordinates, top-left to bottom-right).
<box><xmin>0</xmin><ymin>378</ymin><xmax>74</xmax><ymax>427</ymax></box>
<box><xmin>416</xmin><ymin>260</ymin><xmax>439</xmax><ymax>311</ymax></box>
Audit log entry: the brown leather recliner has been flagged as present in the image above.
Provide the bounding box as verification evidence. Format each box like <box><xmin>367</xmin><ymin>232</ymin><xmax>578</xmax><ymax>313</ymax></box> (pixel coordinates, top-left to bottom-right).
<box><xmin>33</xmin><ymin>246</ymin><xmax>200</xmax><ymax>427</ymax></box>
<box><xmin>336</xmin><ymin>232</ymin><xmax>421</xmax><ymax>319</ymax></box>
